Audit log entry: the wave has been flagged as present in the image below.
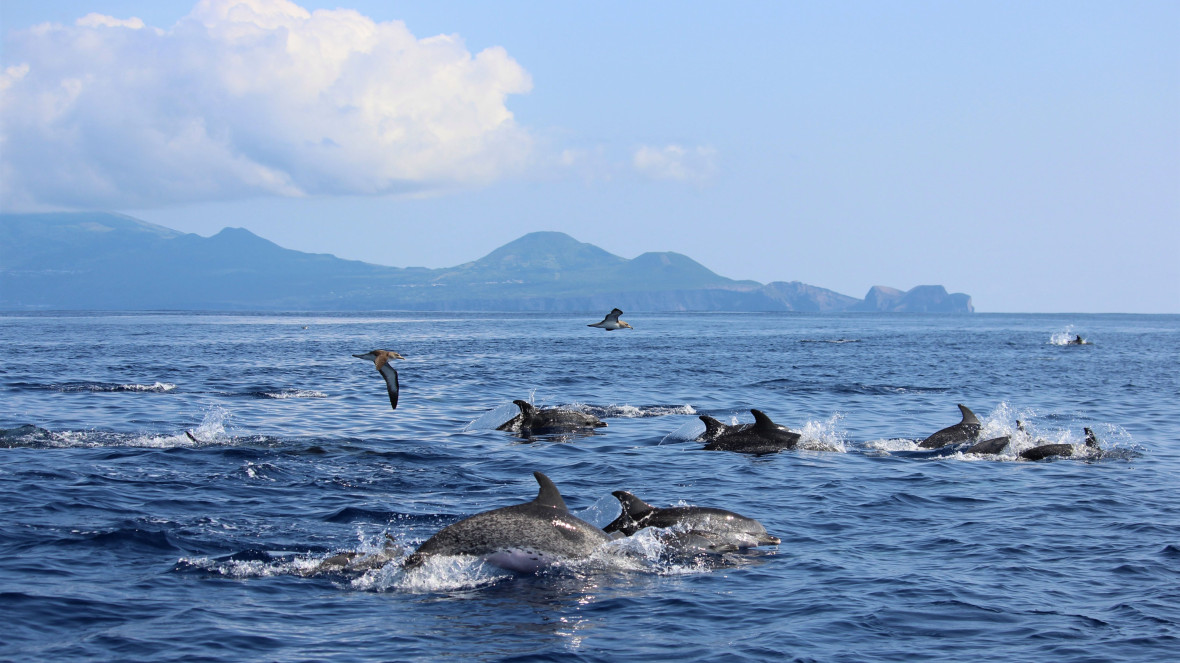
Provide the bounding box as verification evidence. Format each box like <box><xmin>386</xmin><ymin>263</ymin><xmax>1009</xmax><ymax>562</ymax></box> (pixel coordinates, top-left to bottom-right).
<box><xmin>252</xmin><ymin>389</ymin><xmax>327</xmax><ymax>399</ymax></box>
<box><xmin>799</xmin><ymin>338</ymin><xmax>860</xmax><ymax>344</ymax></box>
<box><xmin>752</xmin><ymin>379</ymin><xmax>950</xmax><ymax>395</ymax></box>
<box><xmin>13</xmin><ymin>381</ymin><xmax>177</xmax><ymax>393</ymax></box>
<box><xmin>0</xmin><ymin>406</ymin><xmax>271</xmax><ymax>449</ymax></box>
<box><xmin>572</xmin><ymin>403</ymin><xmax>696</xmax><ymax>419</ymax></box>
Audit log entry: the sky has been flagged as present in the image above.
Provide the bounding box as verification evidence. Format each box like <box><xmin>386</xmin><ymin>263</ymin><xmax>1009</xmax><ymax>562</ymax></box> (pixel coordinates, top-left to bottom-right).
<box><xmin>2</xmin><ymin>0</ymin><xmax>1177</xmax><ymax>313</ymax></box>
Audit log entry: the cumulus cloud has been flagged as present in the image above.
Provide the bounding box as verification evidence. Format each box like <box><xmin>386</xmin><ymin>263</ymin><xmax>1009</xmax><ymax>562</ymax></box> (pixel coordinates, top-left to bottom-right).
<box><xmin>0</xmin><ymin>0</ymin><xmax>533</xmax><ymax>209</ymax></box>
<box><xmin>632</xmin><ymin>144</ymin><xmax>718</xmax><ymax>182</ymax></box>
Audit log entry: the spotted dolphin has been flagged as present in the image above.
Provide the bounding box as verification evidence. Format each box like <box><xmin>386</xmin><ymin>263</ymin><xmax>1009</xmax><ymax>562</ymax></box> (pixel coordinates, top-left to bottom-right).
<box><xmin>919</xmin><ymin>404</ymin><xmax>982</xmax><ymax>449</ymax></box>
<box><xmin>496</xmin><ymin>400</ymin><xmax>606</xmax><ymax>435</ymax></box>
<box><xmin>403</xmin><ymin>472</ymin><xmax>611</xmax><ymax>573</ymax></box>
<box><xmin>701</xmin><ymin>409</ymin><xmax>801</xmax><ymax>454</ymax></box>
<box><xmin>604</xmin><ymin>490</ymin><xmax>780</xmax><ymax>553</ymax></box>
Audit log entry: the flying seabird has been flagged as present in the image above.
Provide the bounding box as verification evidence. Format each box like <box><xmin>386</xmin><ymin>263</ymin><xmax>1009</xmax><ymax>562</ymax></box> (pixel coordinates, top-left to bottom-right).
<box><xmin>353</xmin><ymin>350</ymin><xmax>405</xmax><ymax>409</ymax></box>
<box><xmin>588</xmin><ymin>308</ymin><xmax>633</xmax><ymax>331</ymax></box>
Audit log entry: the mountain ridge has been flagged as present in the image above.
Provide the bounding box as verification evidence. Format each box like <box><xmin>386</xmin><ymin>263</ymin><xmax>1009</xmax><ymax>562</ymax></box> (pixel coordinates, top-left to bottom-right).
<box><xmin>0</xmin><ymin>212</ymin><xmax>973</xmax><ymax>312</ymax></box>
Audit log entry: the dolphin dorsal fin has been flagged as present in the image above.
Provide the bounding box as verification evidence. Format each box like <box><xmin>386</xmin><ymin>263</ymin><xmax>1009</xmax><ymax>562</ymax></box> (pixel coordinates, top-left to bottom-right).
<box><xmin>532</xmin><ymin>472</ymin><xmax>568</xmax><ymax>511</ymax></box>
<box><xmin>957</xmin><ymin>404</ymin><xmax>980</xmax><ymax>427</ymax></box>
<box><xmin>612</xmin><ymin>491</ymin><xmax>654</xmax><ymax>519</ymax></box>
<box><xmin>751</xmin><ymin>409</ymin><xmax>777</xmax><ymax>429</ymax></box>
<box><xmin>514</xmin><ymin>400</ymin><xmax>537</xmax><ymax>417</ymax></box>
<box><xmin>699</xmin><ymin>415</ymin><xmax>726</xmax><ymax>437</ymax></box>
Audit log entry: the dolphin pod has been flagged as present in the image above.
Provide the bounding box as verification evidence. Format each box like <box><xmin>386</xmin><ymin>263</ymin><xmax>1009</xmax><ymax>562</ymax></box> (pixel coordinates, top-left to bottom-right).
<box><xmin>922</xmin><ymin>412</ymin><xmax>1103</xmax><ymax>460</ymax></box>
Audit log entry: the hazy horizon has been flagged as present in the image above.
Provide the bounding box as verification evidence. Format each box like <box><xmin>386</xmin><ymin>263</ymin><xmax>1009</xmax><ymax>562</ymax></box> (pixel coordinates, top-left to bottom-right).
<box><xmin>2</xmin><ymin>1</ymin><xmax>1177</xmax><ymax>313</ymax></box>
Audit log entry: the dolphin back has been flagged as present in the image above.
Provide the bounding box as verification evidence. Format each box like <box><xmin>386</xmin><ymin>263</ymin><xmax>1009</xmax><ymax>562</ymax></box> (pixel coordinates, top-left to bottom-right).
<box><xmin>919</xmin><ymin>404</ymin><xmax>982</xmax><ymax>449</ymax></box>
<box><xmin>404</xmin><ymin>472</ymin><xmax>609</xmax><ymax>572</ymax></box>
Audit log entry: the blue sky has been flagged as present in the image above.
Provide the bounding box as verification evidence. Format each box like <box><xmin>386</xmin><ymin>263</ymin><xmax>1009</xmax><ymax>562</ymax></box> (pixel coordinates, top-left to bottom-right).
<box><xmin>2</xmin><ymin>0</ymin><xmax>1177</xmax><ymax>313</ymax></box>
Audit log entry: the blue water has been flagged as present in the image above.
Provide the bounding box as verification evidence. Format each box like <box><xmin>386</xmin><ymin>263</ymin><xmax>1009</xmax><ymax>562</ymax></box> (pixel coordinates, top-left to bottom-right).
<box><xmin>2</xmin><ymin>311</ymin><xmax>1178</xmax><ymax>662</ymax></box>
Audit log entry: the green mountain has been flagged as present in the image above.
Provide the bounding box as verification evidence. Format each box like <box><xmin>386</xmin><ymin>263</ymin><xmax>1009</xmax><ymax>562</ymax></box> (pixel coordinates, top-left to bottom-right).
<box><xmin>0</xmin><ymin>212</ymin><xmax>972</xmax><ymax>312</ymax></box>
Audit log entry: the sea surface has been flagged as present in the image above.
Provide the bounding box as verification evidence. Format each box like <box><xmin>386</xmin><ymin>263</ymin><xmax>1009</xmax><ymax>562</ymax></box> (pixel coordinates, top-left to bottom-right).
<box><xmin>1</xmin><ymin>311</ymin><xmax>1178</xmax><ymax>662</ymax></box>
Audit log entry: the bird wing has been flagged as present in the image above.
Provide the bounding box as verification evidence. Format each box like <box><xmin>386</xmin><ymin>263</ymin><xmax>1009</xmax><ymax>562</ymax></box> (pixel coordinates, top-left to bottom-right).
<box><xmin>377</xmin><ymin>362</ymin><xmax>400</xmax><ymax>409</ymax></box>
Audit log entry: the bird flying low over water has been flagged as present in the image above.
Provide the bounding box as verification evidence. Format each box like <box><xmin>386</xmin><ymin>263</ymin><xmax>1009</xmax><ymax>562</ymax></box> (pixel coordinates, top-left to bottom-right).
<box><xmin>352</xmin><ymin>350</ymin><xmax>405</xmax><ymax>410</ymax></box>
<box><xmin>588</xmin><ymin>308</ymin><xmax>632</xmax><ymax>331</ymax></box>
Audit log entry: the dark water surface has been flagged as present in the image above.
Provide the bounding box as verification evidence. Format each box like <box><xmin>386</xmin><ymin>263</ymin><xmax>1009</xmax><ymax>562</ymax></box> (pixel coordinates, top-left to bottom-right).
<box><xmin>2</xmin><ymin>312</ymin><xmax>1178</xmax><ymax>662</ymax></box>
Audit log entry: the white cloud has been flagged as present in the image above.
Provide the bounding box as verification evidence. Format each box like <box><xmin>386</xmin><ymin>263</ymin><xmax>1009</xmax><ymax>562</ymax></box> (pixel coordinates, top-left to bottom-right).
<box><xmin>75</xmin><ymin>13</ymin><xmax>147</xmax><ymax>30</ymax></box>
<box><xmin>632</xmin><ymin>144</ymin><xmax>718</xmax><ymax>182</ymax></box>
<box><xmin>0</xmin><ymin>0</ymin><xmax>533</xmax><ymax>209</ymax></box>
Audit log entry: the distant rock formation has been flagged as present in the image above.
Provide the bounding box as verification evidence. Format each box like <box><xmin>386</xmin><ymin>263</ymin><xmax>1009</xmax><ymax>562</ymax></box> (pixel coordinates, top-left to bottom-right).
<box><xmin>850</xmin><ymin>285</ymin><xmax>974</xmax><ymax>313</ymax></box>
<box><xmin>0</xmin><ymin>212</ymin><xmax>974</xmax><ymax>312</ymax></box>
<box><xmin>760</xmin><ymin>281</ymin><xmax>862</xmax><ymax>312</ymax></box>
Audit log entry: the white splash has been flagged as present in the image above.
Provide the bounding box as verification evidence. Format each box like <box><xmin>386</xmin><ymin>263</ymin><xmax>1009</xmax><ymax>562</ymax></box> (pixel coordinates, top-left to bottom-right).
<box><xmin>260</xmin><ymin>389</ymin><xmax>327</xmax><ymax>399</ymax></box>
<box><xmin>797</xmin><ymin>413</ymin><xmax>848</xmax><ymax>452</ymax></box>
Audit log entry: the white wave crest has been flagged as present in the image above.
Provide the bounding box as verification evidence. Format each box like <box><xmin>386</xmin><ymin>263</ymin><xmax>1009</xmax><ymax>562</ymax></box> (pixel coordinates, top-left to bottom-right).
<box><xmin>260</xmin><ymin>389</ymin><xmax>327</xmax><ymax>399</ymax></box>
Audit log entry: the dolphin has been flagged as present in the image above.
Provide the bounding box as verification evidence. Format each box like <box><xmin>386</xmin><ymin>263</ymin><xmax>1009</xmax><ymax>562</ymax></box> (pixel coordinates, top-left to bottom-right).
<box><xmin>918</xmin><ymin>404</ymin><xmax>982</xmax><ymax>449</ymax></box>
<box><xmin>965</xmin><ymin>435</ymin><xmax>1010</xmax><ymax>455</ymax></box>
<box><xmin>701</xmin><ymin>409</ymin><xmax>801</xmax><ymax>454</ymax></box>
<box><xmin>1020</xmin><ymin>427</ymin><xmax>1101</xmax><ymax>461</ymax></box>
<box><xmin>496</xmin><ymin>400</ymin><xmax>607</xmax><ymax>435</ymax></box>
<box><xmin>353</xmin><ymin>349</ymin><xmax>405</xmax><ymax>410</ymax></box>
<box><xmin>695</xmin><ymin>415</ymin><xmax>752</xmax><ymax>442</ymax></box>
<box><xmin>604</xmin><ymin>490</ymin><xmax>780</xmax><ymax>553</ymax></box>
<box><xmin>301</xmin><ymin>534</ymin><xmax>404</xmax><ymax>577</ymax></box>
<box><xmin>403</xmin><ymin>471</ymin><xmax>612</xmax><ymax>572</ymax></box>
<box><xmin>588</xmin><ymin>308</ymin><xmax>633</xmax><ymax>331</ymax></box>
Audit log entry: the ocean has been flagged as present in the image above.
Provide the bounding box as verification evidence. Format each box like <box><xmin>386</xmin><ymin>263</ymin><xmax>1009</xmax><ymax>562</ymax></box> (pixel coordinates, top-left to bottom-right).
<box><xmin>1</xmin><ymin>311</ymin><xmax>1177</xmax><ymax>662</ymax></box>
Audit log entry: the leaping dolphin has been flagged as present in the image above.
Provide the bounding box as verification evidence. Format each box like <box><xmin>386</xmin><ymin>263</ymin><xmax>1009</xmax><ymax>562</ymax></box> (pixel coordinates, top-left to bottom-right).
<box><xmin>496</xmin><ymin>400</ymin><xmax>607</xmax><ymax>435</ymax></box>
<box><xmin>403</xmin><ymin>471</ymin><xmax>612</xmax><ymax>572</ymax></box>
<box><xmin>918</xmin><ymin>404</ymin><xmax>982</xmax><ymax>449</ymax></box>
<box><xmin>701</xmin><ymin>409</ymin><xmax>801</xmax><ymax>454</ymax></box>
<box><xmin>604</xmin><ymin>490</ymin><xmax>780</xmax><ymax>553</ymax></box>
<box><xmin>353</xmin><ymin>350</ymin><xmax>404</xmax><ymax>410</ymax></box>
<box><xmin>588</xmin><ymin>308</ymin><xmax>633</xmax><ymax>331</ymax></box>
